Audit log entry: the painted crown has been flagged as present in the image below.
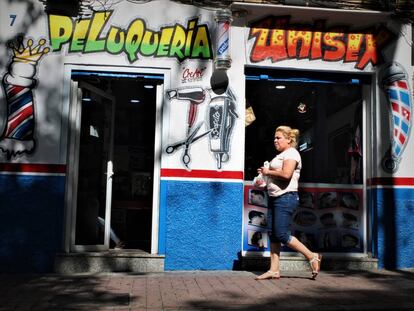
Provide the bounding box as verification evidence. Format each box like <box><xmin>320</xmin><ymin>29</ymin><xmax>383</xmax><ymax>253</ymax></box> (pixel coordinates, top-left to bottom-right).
<box><xmin>9</xmin><ymin>38</ymin><xmax>50</xmax><ymax>63</ymax></box>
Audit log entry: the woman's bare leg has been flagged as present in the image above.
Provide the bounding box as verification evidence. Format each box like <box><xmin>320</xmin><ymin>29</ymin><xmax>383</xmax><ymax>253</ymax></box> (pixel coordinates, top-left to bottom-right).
<box><xmin>255</xmin><ymin>242</ymin><xmax>281</xmax><ymax>280</ymax></box>
<box><xmin>287</xmin><ymin>236</ymin><xmax>314</xmax><ymax>260</ymax></box>
<box><xmin>269</xmin><ymin>242</ymin><xmax>281</xmax><ymax>271</ymax></box>
<box><xmin>288</xmin><ymin>236</ymin><xmax>322</xmax><ymax>278</ymax></box>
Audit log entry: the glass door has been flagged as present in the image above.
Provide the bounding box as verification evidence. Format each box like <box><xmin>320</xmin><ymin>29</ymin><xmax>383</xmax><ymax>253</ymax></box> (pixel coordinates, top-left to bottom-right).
<box><xmin>69</xmin><ymin>81</ymin><xmax>115</xmax><ymax>252</ymax></box>
<box><xmin>65</xmin><ymin>68</ymin><xmax>166</xmax><ymax>253</ymax></box>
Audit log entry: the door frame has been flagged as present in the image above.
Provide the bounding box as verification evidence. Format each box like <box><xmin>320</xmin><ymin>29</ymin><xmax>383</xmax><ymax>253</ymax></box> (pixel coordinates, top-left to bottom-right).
<box><xmin>68</xmin><ymin>80</ymin><xmax>116</xmax><ymax>252</ymax></box>
<box><xmin>62</xmin><ymin>64</ymin><xmax>168</xmax><ymax>254</ymax></box>
<box><xmin>243</xmin><ymin>67</ymin><xmax>374</xmax><ymax>257</ymax></box>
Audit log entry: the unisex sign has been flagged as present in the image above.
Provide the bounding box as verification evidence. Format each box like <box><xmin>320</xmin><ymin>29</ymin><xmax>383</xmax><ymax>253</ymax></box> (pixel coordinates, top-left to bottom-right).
<box><xmin>248</xmin><ymin>16</ymin><xmax>395</xmax><ymax>70</ymax></box>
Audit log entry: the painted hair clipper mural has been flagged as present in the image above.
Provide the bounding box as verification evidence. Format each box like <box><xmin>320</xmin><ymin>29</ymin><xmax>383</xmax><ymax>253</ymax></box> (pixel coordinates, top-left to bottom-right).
<box><xmin>379</xmin><ymin>62</ymin><xmax>412</xmax><ymax>173</ymax></box>
<box><xmin>165</xmin><ymin>87</ymin><xmax>238</xmax><ymax>170</ymax></box>
<box><xmin>0</xmin><ymin>37</ymin><xmax>49</xmax><ymax>159</ymax></box>
<box><xmin>206</xmin><ymin>89</ymin><xmax>238</xmax><ymax>169</ymax></box>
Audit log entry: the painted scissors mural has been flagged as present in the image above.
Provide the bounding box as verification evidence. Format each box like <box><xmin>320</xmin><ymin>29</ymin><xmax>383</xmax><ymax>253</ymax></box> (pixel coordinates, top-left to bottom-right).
<box><xmin>165</xmin><ymin>86</ymin><xmax>238</xmax><ymax>170</ymax></box>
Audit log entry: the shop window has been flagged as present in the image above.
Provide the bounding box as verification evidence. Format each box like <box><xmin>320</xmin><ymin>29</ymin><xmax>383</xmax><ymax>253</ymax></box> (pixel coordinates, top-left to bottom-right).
<box><xmin>245</xmin><ymin>68</ymin><xmax>367</xmax><ymax>185</ymax></box>
<box><xmin>243</xmin><ymin>68</ymin><xmax>370</xmax><ymax>254</ymax></box>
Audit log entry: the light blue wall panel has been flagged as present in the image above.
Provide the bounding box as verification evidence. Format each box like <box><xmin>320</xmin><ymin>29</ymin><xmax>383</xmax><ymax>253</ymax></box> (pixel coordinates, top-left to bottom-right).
<box><xmin>159</xmin><ymin>180</ymin><xmax>243</xmax><ymax>270</ymax></box>
<box><xmin>372</xmin><ymin>188</ymin><xmax>414</xmax><ymax>269</ymax></box>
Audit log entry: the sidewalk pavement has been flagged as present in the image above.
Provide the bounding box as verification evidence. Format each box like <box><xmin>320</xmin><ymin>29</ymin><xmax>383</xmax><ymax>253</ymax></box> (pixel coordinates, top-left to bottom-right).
<box><xmin>1</xmin><ymin>269</ymin><xmax>414</xmax><ymax>311</ymax></box>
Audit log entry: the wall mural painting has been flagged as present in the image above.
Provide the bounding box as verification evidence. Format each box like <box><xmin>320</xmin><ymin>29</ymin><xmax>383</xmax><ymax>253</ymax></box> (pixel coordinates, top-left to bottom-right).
<box><xmin>379</xmin><ymin>62</ymin><xmax>412</xmax><ymax>173</ymax></box>
<box><xmin>248</xmin><ymin>16</ymin><xmax>413</xmax><ymax>173</ymax></box>
<box><xmin>48</xmin><ymin>12</ymin><xmax>213</xmax><ymax>63</ymax></box>
<box><xmin>165</xmin><ymin>86</ymin><xmax>238</xmax><ymax>171</ymax></box>
<box><xmin>248</xmin><ymin>16</ymin><xmax>396</xmax><ymax>70</ymax></box>
<box><xmin>0</xmin><ymin>37</ymin><xmax>49</xmax><ymax>159</ymax></box>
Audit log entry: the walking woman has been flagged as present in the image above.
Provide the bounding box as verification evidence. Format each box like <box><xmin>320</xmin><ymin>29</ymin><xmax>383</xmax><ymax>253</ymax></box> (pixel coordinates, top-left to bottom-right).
<box><xmin>254</xmin><ymin>125</ymin><xmax>322</xmax><ymax>280</ymax></box>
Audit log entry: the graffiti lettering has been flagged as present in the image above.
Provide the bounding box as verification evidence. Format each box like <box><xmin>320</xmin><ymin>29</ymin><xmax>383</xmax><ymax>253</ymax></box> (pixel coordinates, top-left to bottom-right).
<box><xmin>212</xmin><ymin>110</ymin><xmax>221</xmax><ymax>138</ymax></box>
<box><xmin>181</xmin><ymin>67</ymin><xmax>206</xmax><ymax>83</ymax></box>
<box><xmin>48</xmin><ymin>12</ymin><xmax>213</xmax><ymax>62</ymax></box>
<box><xmin>248</xmin><ymin>16</ymin><xmax>395</xmax><ymax>70</ymax></box>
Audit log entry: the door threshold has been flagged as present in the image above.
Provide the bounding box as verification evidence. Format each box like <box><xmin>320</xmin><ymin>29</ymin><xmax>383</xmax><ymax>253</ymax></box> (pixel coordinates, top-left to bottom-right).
<box><xmin>59</xmin><ymin>249</ymin><xmax>164</xmax><ymax>258</ymax></box>
<box><xmin>240</xmin><ymin>254</ymin><xmax>378</xmax><ymax>271</ymax></box>
<box><xmin>54</xmin><ymin>251</ymin><xmax>165</xmax><ymax>273</ymax></box>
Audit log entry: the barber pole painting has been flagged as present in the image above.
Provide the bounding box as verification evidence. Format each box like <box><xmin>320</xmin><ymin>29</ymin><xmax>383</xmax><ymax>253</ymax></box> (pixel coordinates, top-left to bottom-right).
<box><xmin>379</xmin><ymin>62</ymin><xmax>412</xmax><ymax>173</ymax></box>
<box><xmin>0</xmin><ymin>37</ymin><xmax>49</xmax><ymax>159</ymax></box>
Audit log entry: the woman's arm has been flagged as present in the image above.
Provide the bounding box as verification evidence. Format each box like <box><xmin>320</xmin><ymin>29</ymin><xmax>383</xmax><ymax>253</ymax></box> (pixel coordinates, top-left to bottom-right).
<box><xmin>260</xmin><ymin>159</ymin><xmax>297</xmax><ymax>180</ymax></box>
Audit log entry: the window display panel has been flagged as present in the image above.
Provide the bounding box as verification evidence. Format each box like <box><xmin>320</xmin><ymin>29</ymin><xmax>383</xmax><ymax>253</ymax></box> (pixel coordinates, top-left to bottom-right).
<box><xmin>242</xmin><ymin>184</ymin><xmax>364</xmax><ymax>254</ymax></box>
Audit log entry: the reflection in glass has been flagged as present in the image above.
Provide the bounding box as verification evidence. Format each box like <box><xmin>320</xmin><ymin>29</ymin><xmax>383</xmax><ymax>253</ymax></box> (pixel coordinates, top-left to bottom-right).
<box><xmin>245</xmin><ymin>69</ymin><xmax>366</xmax><ymax>184</ymax></box>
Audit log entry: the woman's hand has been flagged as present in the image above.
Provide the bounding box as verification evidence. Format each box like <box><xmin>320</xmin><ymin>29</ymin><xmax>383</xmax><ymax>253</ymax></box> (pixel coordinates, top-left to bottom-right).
<box><xmin>260</xmin><ymin>160</ymin><xmax>296</xmax><ymax>180</ymax></box>
<box><xmin>260</xmin><ymin>166</ymin><xmax>270</xmax><ymax>176</ymax></box>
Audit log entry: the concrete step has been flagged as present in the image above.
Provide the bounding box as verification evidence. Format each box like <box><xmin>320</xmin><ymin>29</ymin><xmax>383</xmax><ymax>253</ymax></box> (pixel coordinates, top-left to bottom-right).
<box><xmin>54</xmin><ymin>250</ymin><xmax>164</xmax><ymax>274</ymax></box>
<box><xmin>241</xmin><ymin>254</ymin><xmax>378</xmax><ymax>271</ymax></box>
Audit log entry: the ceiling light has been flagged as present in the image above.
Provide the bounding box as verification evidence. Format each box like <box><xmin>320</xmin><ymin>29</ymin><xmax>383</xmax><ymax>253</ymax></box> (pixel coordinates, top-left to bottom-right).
<box><xmin>130</xmin><ymin>99</ymin><xmax>140</xmax><ymax>103</ymax></box>
<box><xmin>144</xmin><ymin>85</ymin><xmax>154</xmax><ymax>89</ymax></box>
<box><xmin>275</xmin><ymin>85</ymin><xmax>286</xmax><ymax>89</ymax></box>
<box><xmin>82</xmin><ymin>89</ymin><xmax>92</xmax><ymax>101</ymax></box>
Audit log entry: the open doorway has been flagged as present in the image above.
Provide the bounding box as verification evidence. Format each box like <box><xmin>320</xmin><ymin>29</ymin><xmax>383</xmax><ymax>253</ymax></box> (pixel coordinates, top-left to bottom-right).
<box><xmin>70</xmin><ymin>70</ymin><xmax>163</xmax><ymax>252</ymax></box>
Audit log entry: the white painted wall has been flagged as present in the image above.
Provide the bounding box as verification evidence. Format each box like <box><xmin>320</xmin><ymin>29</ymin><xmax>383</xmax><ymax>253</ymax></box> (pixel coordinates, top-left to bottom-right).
<box><xmin>0</xmin><ymin>0</ymin><xmax>412</xmax><ymax>178</ymax></box>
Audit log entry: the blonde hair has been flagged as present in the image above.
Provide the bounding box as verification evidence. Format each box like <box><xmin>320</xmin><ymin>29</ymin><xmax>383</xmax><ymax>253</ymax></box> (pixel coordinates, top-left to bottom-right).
<box><xmin>275</xmin><ymin>125</ymin><xmax>300</xmax><ymax>148</ymax></box>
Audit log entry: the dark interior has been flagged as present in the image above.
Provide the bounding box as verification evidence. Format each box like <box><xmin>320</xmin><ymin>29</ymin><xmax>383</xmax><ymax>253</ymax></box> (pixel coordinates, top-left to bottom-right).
<box><xmin>74</xmin><ymin>72</ymin><xmax>161</xmax><ymax>251</ymax></box>
<box><xmin>245</xmin><ymin>67</ymin><xmax>369</xmax><ymax>184</ymax></box>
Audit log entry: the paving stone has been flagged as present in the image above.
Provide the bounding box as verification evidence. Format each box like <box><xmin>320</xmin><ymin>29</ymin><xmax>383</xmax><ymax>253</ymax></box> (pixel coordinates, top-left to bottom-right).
<box><xmin>0</xmin><ymin>270</ymin><xmax>413</xmax><ymax>310</ymax></box>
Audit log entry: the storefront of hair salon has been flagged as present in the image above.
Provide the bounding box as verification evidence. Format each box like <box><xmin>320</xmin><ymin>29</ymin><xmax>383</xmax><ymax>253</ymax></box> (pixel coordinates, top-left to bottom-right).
<box><xmin>0</xmin><ymin>0</ymin><xmax>413</xmax><ymax>273</ymax></box>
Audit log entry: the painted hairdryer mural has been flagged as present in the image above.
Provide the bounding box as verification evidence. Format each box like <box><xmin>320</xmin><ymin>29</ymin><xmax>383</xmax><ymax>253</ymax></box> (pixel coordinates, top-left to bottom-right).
<box><xmin>379</xmin><ymin>62</ymin><xmax>412</xmax><ymax>173</ymax></box>
<box><xmin>165</xmin><ymin>86</ymin><xmax>238</xmax><ymax>170</ymax></box>
<box><xmin>0</xmin><ymin>37</ymin><xmax>49</xmax><ymax>159</ymax></box>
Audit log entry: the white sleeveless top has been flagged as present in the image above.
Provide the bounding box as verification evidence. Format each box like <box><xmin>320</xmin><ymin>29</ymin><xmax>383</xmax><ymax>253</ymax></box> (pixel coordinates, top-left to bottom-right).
<box><xmin>267</xmin><ymin>147</ymin><xmax>302</xmax><ymax>197</ymax></box>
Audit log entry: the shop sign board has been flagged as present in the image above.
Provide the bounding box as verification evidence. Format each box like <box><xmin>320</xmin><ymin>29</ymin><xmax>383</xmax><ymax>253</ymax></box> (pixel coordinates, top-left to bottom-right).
<box><xmin>48</xmin><ymin>12</ymin><xmax>213</xmax><ymax>63</ymax></box>
<box><xmin>246</xmin><ymin>15</ymin><xmax>396</xmax><ymax>71</ymax></box>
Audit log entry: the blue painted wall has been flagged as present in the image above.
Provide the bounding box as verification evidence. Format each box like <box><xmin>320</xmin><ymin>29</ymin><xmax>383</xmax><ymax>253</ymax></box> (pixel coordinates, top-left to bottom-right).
<box><xmin>5</xmin><ymin>174</ymin><xmax>414</xmax><ymax>271</ymax></box>
<box><xmin>0</xmin><ymin>175</ymin><xmax>65</xmax><ymax>272</ymax></box>
<box><xmin>159</xmin><ymin>180</ymin><xmax>244</xmax><ymax>270</ymax></box>
<box><xmin>372</xmin><ymin>188</ymin><xmax>414</xmax><ymax>269</ymax></box>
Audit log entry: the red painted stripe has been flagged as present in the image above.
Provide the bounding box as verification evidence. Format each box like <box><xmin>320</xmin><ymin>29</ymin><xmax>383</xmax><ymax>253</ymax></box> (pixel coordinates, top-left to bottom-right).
<box><xmin>397</xmin><ymin>80</ymin><xmax>408</xmax><ymax>89</ymax></box>
<box><xmin>399</xmin><ymin>133</ymin><xmax>406</xmax><ymax>145</ymax></box>
<box><xmin>161</xmin><ymin>168</ymin><xmax>244</xmax><ymax>180</ymax></box>
<box><xmin>402</xmin><ymin>107</ymin><xmax>411</xmax><ymax>121</ymax></box>
<box><xmin>6</xmin><ymin>105</ymin><xmax>33</xmax><ymax>136</ymax></box>
<box><xmin>0</xmin><ymin>163</ymin><xmax>66</xmax><ymax>174</ymax></box>
<box><xmin>369</xmin><ymin>177</ymin><xmax>414</xmax><ymax>186</ymax></box>
<box><xmin>6</xmin><ymin>85</ymin><xmax>25</xmax><ymax>98</ymax></box>
<box><xmin>391</xmin><ymin>102</ymin><xmax>399</xmax><ymax>112</ymax></box>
